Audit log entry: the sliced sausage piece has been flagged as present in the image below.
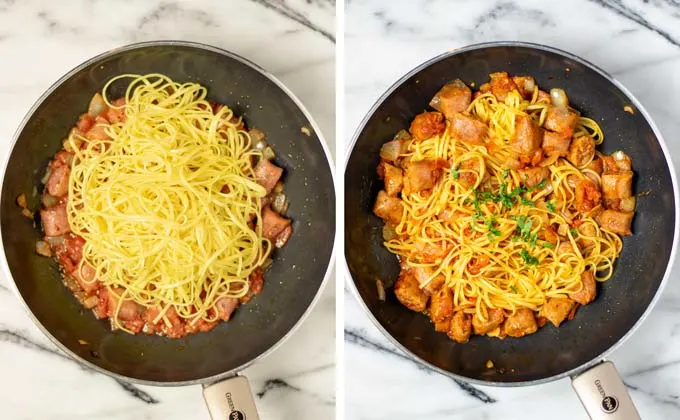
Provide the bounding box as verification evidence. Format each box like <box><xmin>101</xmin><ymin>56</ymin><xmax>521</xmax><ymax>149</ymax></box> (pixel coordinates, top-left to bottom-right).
<box><xmin>602</xmin><ymin>171</ymin><xmax>633</xmax><ymax>200</ymax></box>
<box><xmin>450</xmin><ymin>113</ymin><xmax>488</xmax><ymax>145</ymax></box>
<box><xmin>570</xmin><ymin>270</ymin><xmax>597</xmax><ymax>305</ymax></box>
<box><xmin>544</xmin><ymin>106</ymin><xmax>578</xmax><ymax>135</ymax></box>
<box><xmin>540</xmin><ymin>297</ymin><xmax>575</xmax><ymax>327</ymax></box>
<box><xmin>254</xmin><ymin>159</ymin><xmax>283</xmax><ymax>194</ymax></box>
<box><xmin>585</xmin><ymin>155</ymin><xmax>603</xmax><ymax>175</ymax></box>
<box><xmin>412</xmin><ymin>266</ymin><xmax>445</xmax><ymax>295</ymax></box>
<box><xmin>85</xmin><ymin>116</ymin><xmax>112</xmax><ymax>140</ymax></box>
<box><xmin>404</xmin><ymin>159</ymin><xmax>443</xmax><ymax>193</ymax></box>
<box><xmin>410</xmin><ymin>112</ymin><xmax>446</xmax><ymax>141</ymax></box>
<box><xmin>575</xmin><ymin>179</ymin><xmax>602</xmax><ymax>213</ymax></box>
<box><xmin>394</xmin><ymin>270</ymin><xmax>428</xmax><ymax>312</ymax></box>
<box><xmin>216</xmin><ymin>297</ymin><xmax>239</xmax><ymax>321</ymax></box>
<box><xmin>76</xmin><ymin>114</ymin><xmax>95</xmax><ymax>133</ymax></box>
<box><xmin>512</xmin><ymin>115</ymin><xmax>542</xmax><ymax>155</ymax></box>
<box><xmin>488</xmin><ymin>72</ymin><xmax>519</xmax><ymax>102</ymax></box>
<box><xmin>107</xmin><ymin>288</ymin><xmax>143</xmax><ymax>322</ymax></box>
<box><xmin>373</xmin><ymin>190</ymin><xmax>404</xmax><ymax>224</ymax></box>
<box><xmin>383</xmin><ymin>162</ymin><xmax>403</xmax><ymax>196</ymax></box>
<box><xmin>542</xmin><ymin>130</ymin><xmax>571</xmax><ymax>157</ymax></box>
<box><xmin>457</xmin><ymin>158</ymin><xmax>481</xmax><ymax>188</ymax></box>
<box><xmin>261</xmin><ymin>206</ymin><xmax>292</xmax><ymax>242</ymax></box>
<box><xmin>72</xmin><ymin>263</ymin><xmax>100</xmax><ymax>293</ymax></box>
<box><xmin>595</xmin><ymin>209</ymin><xmax>634</xmax><ymax>235</ymax></box>
<box><xmin>40</xmin><ymin>203</ymin><xmax>71</xmax><ymax>237</ymax></box>
<box><xmin>429</xmin><ymin>287</ymin><xmax>454</xmax><ymax>324</ymax></box>
<box><xmin>429</xmin><ymin>79</ymin><xmax>472</xmax><ymax>120</ymax></box>
<box><xmin>567</xmin><ymin>135</ymin><xmax>595</xmax><ymax>168</ymax></box>
<box><xmin>105</xmin><ymin>98</ymin><xmax>127</xmax><ymax>124</ymax></box>
<box><xmin>512</xmin><ymin>75</ymin><xmax>536</xmax><ymax>98</ymax></box>
<box><xmin>447</xmin><ymin>311</ymin><xmax>472</xmax><ymax>343</ymax></box>
<box><xmin>504</xmin><ymin>308</ymin><xmax>538</xmax><ymax>338</ymax></box>
<box><xmin>518</xmin><ymin>166</ymin><xmax>549</xmax><ymax>188</ymax></box>
<box><xmin>47</xmin><ymin>165</ymin><xmax>70</xmax><ymax>197</ymax></box>
<box><xmin>472</xmin><ymin>307</ymin><xmax>505</xmax><ymax>335</ymax></box>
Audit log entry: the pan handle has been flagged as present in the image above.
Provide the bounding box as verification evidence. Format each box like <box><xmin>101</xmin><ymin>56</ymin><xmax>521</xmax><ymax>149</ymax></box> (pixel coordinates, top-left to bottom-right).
<box><xmin>571</xmin><ymin>361</ymin><xmax>640</xmax><ymax>419</ymax></box>
<box><xmin>202</xmin><ymin>375</ymin><xmax>260</xmax><ymax>420</ymax></box>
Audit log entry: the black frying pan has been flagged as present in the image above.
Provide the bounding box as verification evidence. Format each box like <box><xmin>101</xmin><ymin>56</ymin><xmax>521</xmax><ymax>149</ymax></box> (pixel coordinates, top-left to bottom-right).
<box><xmin>344</xmin><ymin>42</ymin><xmax>678</xmax><ymax>419</ymax></box>
<box><xmin>0</xmin><ymin>41</ymin><xmax>335</xmax><ymax>419</ymax></box>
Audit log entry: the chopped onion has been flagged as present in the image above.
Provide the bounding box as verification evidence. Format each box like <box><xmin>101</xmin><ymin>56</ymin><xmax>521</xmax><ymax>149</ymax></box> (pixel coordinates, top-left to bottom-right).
<box><xmin>550</xmin><ymin>88</ymin><xmax>568</xmax><ymax>108</ymax></box>
<box><xmin>63</xmin><ymin>275</ymin><xmax>80</xmax><ymax>292</ymax></box>
<box><xmin>261</xmin><ymin>257</ymin><xmax>273</xmax><ymax>271</ymax></box>
<box><xmin>263</xmin><ymin>146</ymin><xmax>276</xmax><ymax>161</ymax></box>
<box><xmin>271</xmin><ymin>193</ymin><xmax>288</xmax><ymax>214</ymax></box>
<box><xmin>42</xmin><ymin>194</ymin><xmax>58</xmax><ymax>208</ymax></box>
<box><xmin>45</xmin><ymin>236</ymin><xmax>65</xmax><ymax>247</ymax></box>
<box><xmin>382</xmin><ymin>224</ymin><xmax>397</xmax><ymax>241</ymax></box>
<box><xmin>620</xmin><ymin>196</ymin><xmax>636</xmax><ymax>212</ymax></box>
<box><xmin>393</xmin><ymin>129</ymin><xmax>411</xmax><ymax>142</ymax></box>
<box><xmin>380</xmin><ymin>140</ymin><xmax>402</xmax><ymax>162</ymax></box>
<box><xmin>83</xmin><ymin>295</ymin><xmax>99</xmax><ymax>309</ymax></box>
<box><xmin>253</xmin><ymin>139</ymin><xmax>267</xmax><ymax>151</ymax></box>
<box><xmin>21</xmin><ymin>208</ymin><xmax>33</xmax><ymax>219</ymax></box>
<box><xmin>88</xmin><ymin>93</ymin><xmax>107</xmax><ymax>117</ymax></box>
<box><xmin>249</xmin><ymin>128</ymin><xmax>265</xmax><ymax>144</ymax></box>
<box><xmin>558</xmin><ymin>224</ymin><xmax>569</xmax><ymax>236</ymax></box>
<box><xmin>566</xmin><ymin>175</ymin><xmax>579</xmax><ymax>189</ymax></box>
<box><xmin>16</xmin><ymin>193</ymin><xmax>27</xmax><ymax>208</ymax></box>
<box><xmin>539</xmin><ymin>153</ymin><xmax>560</xmax><ymax>167</ymax></box>
<box><xmin>35</xmin><ymin>240</ymin><xmax>51</xmax><ymax>257</ymax></box>
<box><xmin>40</xmin><ymin>168</ymin><xmax>52</xmax><ymax>185</ymax></box>
<box><xmin>523</xmin><ymin>77</ymin><xmax>535</xmax><ymax>93</ymax></box>
<box><xmin>504</xmin><ymin>158</ymin><xmax>521</xmax><ymax>170</ymax></box>
<box><xmin>376</xmin><ymin>278</ymin><xmax>386</xmax><ymax>301</ymax></box>
<box><xmin>273</xmin><ymin>182</ymin><xmax>284</xmax><ymax>194</ymax></box>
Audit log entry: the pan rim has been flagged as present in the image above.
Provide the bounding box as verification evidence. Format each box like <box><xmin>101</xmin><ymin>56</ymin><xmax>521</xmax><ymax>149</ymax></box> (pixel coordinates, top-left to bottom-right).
<box><xmin>0</xmin><ymin>39</ymin><xmax>337</xmax><ymax>387</ymax></box>
<box><xmin>342</xmin><ymin>40</ymin><xmax>680</xmax><ymax>387</ymax></box>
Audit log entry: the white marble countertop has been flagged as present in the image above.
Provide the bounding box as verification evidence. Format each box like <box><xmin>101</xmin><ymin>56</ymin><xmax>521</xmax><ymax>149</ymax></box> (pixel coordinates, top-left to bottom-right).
<box><xmin>0</xmin><ymin>1</ymin><xmax>335</xmax><ymax>419</ymax></box>
<box><xmin>344</xmin><ymin>1</ymin><xmax>680</xmax><ymax>419</ymax></box>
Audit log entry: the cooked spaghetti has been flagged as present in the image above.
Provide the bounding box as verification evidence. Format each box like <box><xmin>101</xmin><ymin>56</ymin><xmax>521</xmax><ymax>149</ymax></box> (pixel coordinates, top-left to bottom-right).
<box><xmin>374</xmin><ymin>72</ymin><xmax>635</xmax><ymax>342</ymax></box>
<box><xmin>35</xmin><ymin>74</ymin><xmax>293</xmax><ymax>337</ymax></box>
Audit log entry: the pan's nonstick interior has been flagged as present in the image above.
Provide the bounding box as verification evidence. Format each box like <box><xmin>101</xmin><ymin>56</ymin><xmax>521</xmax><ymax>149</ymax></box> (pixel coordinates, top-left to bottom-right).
<box><xmin>1</xmin><ymin>43</ymin><xmax>335</xmax><ymax>384</ymax></box>
<box><xmin>345</xmin><ymin>44</ymin><xmax>676</xmax><ymax>384</ymax></box>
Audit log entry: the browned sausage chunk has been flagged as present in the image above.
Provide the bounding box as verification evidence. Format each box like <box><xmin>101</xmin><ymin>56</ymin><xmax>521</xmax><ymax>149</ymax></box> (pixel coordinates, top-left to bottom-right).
<box><xmin>488</xmin><ymin>72</ymin><xmax>519</xmax><ymax>102</ymax></box>
<box><xmin>254</xmin><ymin>159</ymin><xmax>284</xmax><ymax>194</ymax></box>
<box><xmin>373</xmin><ymin>190</ymin><xmax>404</xmax><ymax>224</ymax></box>
<box><xmin>518</xmin><ymin>166</ymin><xmax>549</xmax><ymax>188</ymax></box>
<box><xmin>602</xmin><ymin>171</ymin><xmax>633</xmax><ymax>200</ymax></box>
<box><xmin>448</xmin><ymin>311</ymin><xmax>473</xmax><ymax>343</ymax></box>
<box><xmin>575</xmin><ymin>179</ymin><xmax>602</xmax><ymax>213</ymax></box>
<box><xmin>512</xmin><ymin>76</ymin><xmax>536</xmax><ymax>98</ymax></box>
<box><xmin>544</xmin><ymin>106</ymin><xmax>578</xmax><ymax>135</ymax></box>
<box><xmin>472</xmin><ymin>307</ymin><xmax>505</xmax><ymax>335</ymax></box>
<box><xmin>410</xmin><ymin>112</ymin><xmax>446</xmax><ymax>141</ymax></box>
<box><xmin>542</xmin><ymin>130</ymin><xmax>571</xmax><ymax>157</ymax></box>
<box><xmin>570</xmin><ymin>270</ymin><xmax>597</xmax><ymax>305</ymax></box>
<box><xmin>47</xmin><ymin>165</ymin><xmax>70</xmax><ymax>197</ymax></box>
<box><xmin>412</xmin><ymin>266</ymin><xmax>445</xmax><ymax>295</ymax></box>
<box><xmin>450</xmin><ymin>113</ymin><xmax>488</xmax><ymax>145</ymax></box>
<box><xmin>504</xmin><ymin>308</ymin><xmax>538</xmax><ymax>338</ymax></box>
<box><xmin>216</xmin><ymin>297</ymin><xmax>239</xmax><ymax>321</ymax></box>
<box><xmin>512</xmin><ymin>115</ymin><xmax>542</xmax><ymax>155</ymax></box>
<box><xmin>404</xmin><ymin>159</ymin><xmax>443</xmax><ymax>193</ymax></box>
<box><xmin>540</xmin><ymin>297</ymin><xmax>575</xmax><ymax>327</ymax></box>
<box><xmin>429</xmin><ymin>79</ymin><xmax>472</xmax><ymax>120</ymax></box>
<box><xmin>40</xmin><ymin>203</ymin><xmax>71</xmax><ymax>237</ymax></box>
<box><xmin>430</xmin><ymin>287</ymin><xmax>454</xmax><ymax>324</ymax></box>
<box><xmin>383</xmin><ymin>162</ymin><xmax>403</xmax><ymax>196</ymax></box>
<box><xmin>567</xmin><ymin>136</ymin><xmax>595</xmax><ymax>168</ymax></box>
<box><xmin>394</xmin><ymin>270</ymin><xmax>428</xmax><ymax>312</ymax></box>
<box><xmin>596</xmin><ymin>209</ymin><xmax>634</xmax><ymax>235</ymax></box>
<box><xmin>261</xmin><ymin>206</ymin><xmax>293</xmax><ymax>247</ymax></box>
